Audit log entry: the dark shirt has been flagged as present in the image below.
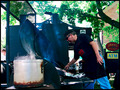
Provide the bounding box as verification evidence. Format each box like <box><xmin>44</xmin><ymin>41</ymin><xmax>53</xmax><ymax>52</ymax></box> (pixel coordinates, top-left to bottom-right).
<box><xmin>74</xmin><ymin>34</ymin><xmax>106</xmax><ymax>79</ymax></box>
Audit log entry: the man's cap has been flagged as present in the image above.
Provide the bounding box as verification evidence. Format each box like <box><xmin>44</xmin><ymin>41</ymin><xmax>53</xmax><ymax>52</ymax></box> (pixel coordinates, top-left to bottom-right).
<box><xmin>64</xmin><ymin>30</ymin><xmax>74</xmax><ymax>37</ymax></box>
<box><xmin>2</xmin><ymin>48</ymin><xmax>6</xmax><ymax>51</ymax></box>
<box><xmin>64</xmin><ymin>30</ymin><xmax>75</xmax><ymax>40</ymax></box>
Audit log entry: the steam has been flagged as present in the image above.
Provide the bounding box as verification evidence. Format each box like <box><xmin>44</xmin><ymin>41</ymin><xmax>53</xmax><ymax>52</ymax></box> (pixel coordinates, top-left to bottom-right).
<box><xmin>14</xmin><ymin>51</ymin><xmax>36</xmax><ymax>60</ymax></box>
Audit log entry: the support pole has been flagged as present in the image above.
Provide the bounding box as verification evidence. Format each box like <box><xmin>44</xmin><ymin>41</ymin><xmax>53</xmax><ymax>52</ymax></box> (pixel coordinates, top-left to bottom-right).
<box><xmin>6</xmin><ymin>1</ymin><xmax>10</xmax><ymax>87</ymax></box>
<box><xmin>35</xmin><ymin>12</ymin><xmax>36</xmax><ymax>27</ymax></box>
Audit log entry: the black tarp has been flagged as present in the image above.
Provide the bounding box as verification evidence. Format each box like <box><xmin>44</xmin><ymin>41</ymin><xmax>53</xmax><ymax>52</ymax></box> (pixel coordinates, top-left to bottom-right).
<box><xmin>19</xmin><ymin>19</ymin><xmax>69</xmax><ymax>69</ymax></box>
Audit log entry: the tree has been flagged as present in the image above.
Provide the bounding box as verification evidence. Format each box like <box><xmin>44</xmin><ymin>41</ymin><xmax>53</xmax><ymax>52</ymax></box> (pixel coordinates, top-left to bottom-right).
<box><xmin>58</xmin><ymin>1</ymin><xmax>119</xmax><ymax>38</ymax></box>
<box><xmin>96</xmin><ymin>1</ymin><xmax>119</xmax><ymax>28</ymax></box>
<box><xmin>29</xmin><ymin>1</ymin><xmax>59</xmax><ymax>20</ymax></box>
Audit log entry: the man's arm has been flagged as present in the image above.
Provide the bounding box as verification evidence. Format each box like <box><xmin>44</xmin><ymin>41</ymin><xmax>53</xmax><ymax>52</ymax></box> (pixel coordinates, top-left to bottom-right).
<box><xmin>64</xmin><ymin>58</ymin><xmax>77</xmax><ymax>70</ymax></box>
<box><xmin>89</xmin><ymin>41</ymin><xmax>103</xmax><ymax>65</ymax></box>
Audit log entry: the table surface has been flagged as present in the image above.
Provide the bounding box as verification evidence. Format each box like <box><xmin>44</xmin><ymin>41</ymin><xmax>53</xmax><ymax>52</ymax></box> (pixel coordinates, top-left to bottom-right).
<box><xmin>61</xmin><ymin>77</ymin><xmax>94</xmax><ymax>85</ymax></box>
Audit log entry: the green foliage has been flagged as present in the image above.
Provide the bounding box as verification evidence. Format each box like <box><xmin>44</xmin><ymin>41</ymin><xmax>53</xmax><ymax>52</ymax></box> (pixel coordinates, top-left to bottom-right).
<box><xmin>1</xmin><ymin>11</ymin><xmax>19</xmax><ymax>25</ymax></box>
<box><xmin>58</xmin><ymin>1</ymin><xmax>119</xmax><ymax>41</ymax></box>
<box><xmin>1</xmin><ymin>1</ymin><xmax>35</xmax><ymax>25</ymax></box>
<box><xmin>102</xmin><ymin>25</ymin><xmax>119</xmax><ymax>44</ymax></box>
<box><xmin>30</xmin><ymin>1</ymin><xmax>59</xmax><ymax>20</ymax></box>
<box><xmin>10</xmin><ymin>1</ymin><xmax>22</xmax><ymax>17</ymax></box>
<box><xmin>1</xmin><ymin>37</ymin><xmax>6</xmax><ymax>49</ymax></box>
<box><xmin>1</xmin><ymin>11</ymin><xmax>6</xmax><ymax>20</ymax></box>
<box><xmin>116</xmin><ymin>3</ymin><xmax>119</xmax><ymax>20</ymax></box>
<box><xmin>9</xmin><ymin>1</ymin><xmax>22</xmax><ymax>25</ymax></box>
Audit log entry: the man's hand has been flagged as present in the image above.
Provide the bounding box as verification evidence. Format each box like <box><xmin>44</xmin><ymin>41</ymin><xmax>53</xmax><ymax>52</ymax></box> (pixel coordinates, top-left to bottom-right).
<box><xmin>89</xmin><ymin>41</ymin><xmax>103</xmax><ymax>65</ymax></box>
<box><xmin>96</xmin><ymin>55</ymin><xmax>103</xmax><ymax>65</ymax></box>
<box><xmin>64</xmin><ymin>64</ymin><xmax>70</xmax><ymax>70</ymax></box>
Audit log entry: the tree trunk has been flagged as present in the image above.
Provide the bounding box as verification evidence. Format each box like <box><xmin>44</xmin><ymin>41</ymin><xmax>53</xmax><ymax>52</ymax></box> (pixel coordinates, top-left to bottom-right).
<box><xmin>96</xmin><ymin>1</ymin><xmax>119</xmax><ymax>28</ymax></box>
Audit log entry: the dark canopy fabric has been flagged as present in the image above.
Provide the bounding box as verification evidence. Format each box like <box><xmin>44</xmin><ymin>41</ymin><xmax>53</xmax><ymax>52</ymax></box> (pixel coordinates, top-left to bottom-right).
<box><xmin>19</xmin><ymin>19</ymin><xmax>37</xmax><ymax>55</ymax></box>
<box><xmin>19</xmin><ymin>19</ymin><xmax>69</xmax><ymax>68</ymax></box>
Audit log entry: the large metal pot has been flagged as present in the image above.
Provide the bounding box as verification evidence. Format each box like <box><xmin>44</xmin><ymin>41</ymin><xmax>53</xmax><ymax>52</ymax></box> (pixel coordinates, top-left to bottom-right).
<box><xmin>14</xmin><ymin>59</ymin><xmax>44</xmax><ymax>87</ymax></box>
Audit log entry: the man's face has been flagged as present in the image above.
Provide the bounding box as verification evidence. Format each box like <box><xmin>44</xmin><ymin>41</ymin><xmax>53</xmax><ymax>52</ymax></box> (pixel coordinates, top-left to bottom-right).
<box><xmin>2</xmin><ymin>51</ymin><xmax>6</xmax><ymax>55</ymax></box>
<box><xmin>66</xmin><ymin>34</ymin><xmax>75</xmax><ymax>43</ymax></box>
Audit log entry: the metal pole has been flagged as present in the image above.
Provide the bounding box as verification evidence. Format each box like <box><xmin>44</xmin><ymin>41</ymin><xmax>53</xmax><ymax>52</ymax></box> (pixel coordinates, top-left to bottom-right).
<box><xmin>6</xmin><ymin>1</ymin><xmax>10</xmax><ymax>87</ymax></box>
<box><xmin>35</xmin><ymin>12</ymin><xmax>36</xmax><ymax>27</ymax></box>
<box><xmin>26</xmin><ymin>1</ymin><xmax>36</xmax><ymax>14</ymax></box>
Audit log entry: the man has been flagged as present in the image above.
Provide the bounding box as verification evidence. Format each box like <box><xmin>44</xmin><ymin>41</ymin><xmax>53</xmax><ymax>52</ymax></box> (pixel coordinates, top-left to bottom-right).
<box><xmin>64</xmin><ymin>30</ymin><xmax>111</xmax><ymax>89</ymax></box>
<box><xmin>1</xmin><ymin>48</ymin><xmax>6</xmax><ymax>61</ymax></box>
<box><xmin>1</xmin><ymin>48</ymin><xmax>7</xmax><ymax>83</ymax></box>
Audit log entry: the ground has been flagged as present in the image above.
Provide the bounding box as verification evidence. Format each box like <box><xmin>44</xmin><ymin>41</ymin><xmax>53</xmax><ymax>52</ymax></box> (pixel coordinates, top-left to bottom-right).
<box><xmin>94</xmin><ymin>75</ymin><xmax>115</xmax><ymax>89</ymax></box>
